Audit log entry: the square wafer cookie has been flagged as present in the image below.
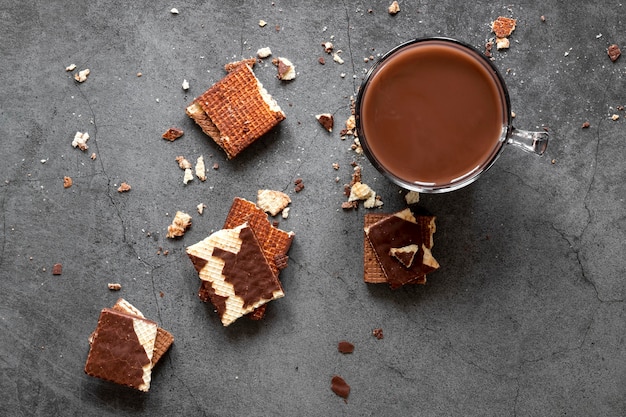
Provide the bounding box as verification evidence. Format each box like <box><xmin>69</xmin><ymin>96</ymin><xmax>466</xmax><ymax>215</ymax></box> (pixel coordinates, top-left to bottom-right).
<box><xmin>365</xmin><ymin>209</ymin><xmax>437</xmax><ymax>288</ymax></box>
<box><xmin>186</xmin><ymin>63</ymin><xmax>285</xmax><ymax>159</ymax></box>
<box><xmin>223</xmin><ymin>197</ymin><xmax>294</xmax><ymax>276</ymax></box>
<box><xmin>84</xmin><ymin>308</ymin><xmax>157</xmax><ymax>392</ymax></box>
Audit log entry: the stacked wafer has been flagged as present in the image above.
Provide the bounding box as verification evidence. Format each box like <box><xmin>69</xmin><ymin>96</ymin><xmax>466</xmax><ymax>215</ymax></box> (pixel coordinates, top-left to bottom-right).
<box><xmin>84</xmin><ymin>298</ymin><xmax>174</xmax><ymax>391</ymax></box>
<box><xmin>364</xmin><ymin>208</ymin><xmax>439</xmax><ymax>289</ymax></box>
<box><xmin>186</xmin><ymin>197</ymin><xmax>294</xmax><ymax>326</ymax></box>
<box><xmin>185</xmin><ymin>62</ymin><xmax>285</xmax><ymax>159</ymax></box>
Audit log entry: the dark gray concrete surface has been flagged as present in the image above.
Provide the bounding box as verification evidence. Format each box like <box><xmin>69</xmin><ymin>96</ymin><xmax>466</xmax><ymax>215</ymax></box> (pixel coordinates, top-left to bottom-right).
<box><xmin>2</xmin><ymin>0</ymin><xmax>626</xmax><ymax>415</ymax></box>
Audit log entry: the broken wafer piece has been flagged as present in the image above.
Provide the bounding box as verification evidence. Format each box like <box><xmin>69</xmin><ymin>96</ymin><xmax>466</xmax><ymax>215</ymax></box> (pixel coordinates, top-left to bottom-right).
<box><xmin>257</xmin><ymin>189</ymin><xmax>291</xmax><ymax>216</ymax></box>
<box><xmin>84</xmin><ymin>308</ymin><xmax>157</xmax><ymax>392</ymax></box>
<box><xmin>389</xmin><ymin>244</ymin><xmax>419</xmax><ymax>268</ymax></box>
<box><xmin>491</xmin><ymin>16</ymin><xmax>516</xmax><ymax>38</ymax></box>
<box><xmin>365</xmin><ymin>208</ymin><xmax>437</xmax><ymax>288</ymax></box>
<box><xmin>186</xmin><ymin>63</ymin><xmax>285</xmax><ymax>159</ymax></box>
<box><xmin>316</xmin><ymin>113</ymin><xmax>334</xmax><ymax>132</ymax></box>
<box><xmin>273</xmin><ymin>57</ymin><xmax>296</xmax><ymax>80</ymax></box>
<box><xmin>186</xmin><ymin>223</ymin><xmax>284</xmax><ymax>326</ymax></box>
<box><xmin>166</xmin><ymin>211</ymin><xmax>192</xmax><ymax>238</ymax></box>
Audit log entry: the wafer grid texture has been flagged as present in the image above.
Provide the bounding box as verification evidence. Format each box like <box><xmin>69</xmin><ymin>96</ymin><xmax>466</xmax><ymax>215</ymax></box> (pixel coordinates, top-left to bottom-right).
<box><xmin>187</xmin><ymin>63</ymin><xmax>285</xmax><ymax>159</ymax></box>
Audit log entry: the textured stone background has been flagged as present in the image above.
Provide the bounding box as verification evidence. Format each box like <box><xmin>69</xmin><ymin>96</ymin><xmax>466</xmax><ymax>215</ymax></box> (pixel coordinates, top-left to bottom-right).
<box><xmin>1</xmin><ymin>1</ymin><xmax>625</xmax><ymax>416</ymax></box>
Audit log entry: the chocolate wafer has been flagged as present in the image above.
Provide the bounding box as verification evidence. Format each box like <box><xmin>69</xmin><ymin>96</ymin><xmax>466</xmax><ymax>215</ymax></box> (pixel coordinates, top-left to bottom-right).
<box><xmin>111</xmin><ymin>298</ymin><xmax>174</xmax><ymax>366</ymax></box>
<box><xmin>223</xmin><ymin>197</ymin><xmax>294</xmax><ymax>276</ymax></box>
<box><xmin>84</xmin><ymin>308</ymin><xmax>157</xmax><ymax>392</ymax></box>
<box><xmin>365</xmin><ymin>209</ymin><xmax>437</xmax><ymax>288</ymax></box>
<box><xmin>186</xmin><ymin>63</ymin><xmax>285</xmax><ymax>159</ymax></box>
<box><xmin>186</xmin><ymin>223</ymin><xmax>284</xmax><ymax>326</ymax></box>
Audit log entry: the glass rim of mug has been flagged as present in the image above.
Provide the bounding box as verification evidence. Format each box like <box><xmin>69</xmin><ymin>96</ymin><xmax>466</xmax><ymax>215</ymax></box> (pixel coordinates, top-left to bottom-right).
<box><xmin>355</xmin><ymin>36</ymin><xmax>513</xmax><ymax>193</ymax></box>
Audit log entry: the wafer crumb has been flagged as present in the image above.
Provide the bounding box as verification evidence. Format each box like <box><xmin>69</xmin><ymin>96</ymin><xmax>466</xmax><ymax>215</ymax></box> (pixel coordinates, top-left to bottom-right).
<box><xmin>63</xmin><ymin>176</ymin><xmax>73</xmax><ymax>188</ymax></box>
<box><xmin>65</xmin><ymin>64</ymin><xmax>76</xmax><ymax>72</ymax></box>
<box><xmin>388</xmin><ymin>1</ymin><xmax>400</xmax><ymax>15</ymax></box>
<box><xmin>332</xmin><ymin>52</ymin><xmax>344</xmax><ymax>64</ymax></box>
<box><xmin>259</xmin><ymin>19</ymin><xmax>267</xmax><ymax>27</ymax></box>
<box><xmin>166</xmin><ymin>211</ymin><xmax>192</xmax><ymax>238</ymax></box>
<box><xmin>197</xmin><ymin>203</ymin><xmax>206</xmax><ymax>214</ymax></box>
<box><xmin>183</xmin><ymin>168</ymin><xmax>194</xmax><ymax>184</ymax></box>
<box><xmin>182</xmin><ymin>79</ymin><xmax>190</xmax><ymax>90</ymax></box>
<box><xmin>257</xmin><ymin>47</ymin><xmax>272</xmax><ymax>58</ymax></box>
<box><xmin>74</xmin><ymin>69</ymin><xmax>90</xmax><ymax>83</ymax></box>
<box><xmin>258</xmin><ymin>189</ymin><xmax>291</xmax><ymax>216</ymax></box>
<box><xmin>175</xmin><ymin>156</ymin><xmax>192</xmax><ymax>170</ymax></box>
<box><xmin>273</xmin><ymin>57</ymin><xmax>296</xmax><ymax>80</ymax></box>
<box><xmin>322</xmin><ymin>42</ymin><xmax>334</xmax><ymax>53</ymax></box>
<box><xmin>316</xmin><ymin>113</ymin><xmax>334</xmax><ymax>132</ymax></box>
<box><xmin>405</xmin><ymin>191</ymin><xmax>420</xmax><ymax>205</ymax></box>
<box><xmin>195</xmin><ymin>156</ymin><xmax>206</xmax><ymax>181</ymax></box>
<box><xmin>72</xmin><ymin>131</ymin><xmax>90</xmax><ymax>151</ymax></box>
<box><xmin>108</xmin><ymin>283</ymin><xmax>122</xmax><ymax>291</ymax></box>
<box><xmin>90</xmin><ymin>153</ymin><xmax>97</xmax><ymax>160</ymax></box>
<box><xmin>162</xmin><ymin>127</ymin><xmax>184</xmax><ymax>141</ymax></box>
<box><xmin>117</xmin><ymin>182</ymin><xmax>131</xmax><ymax>193</ymax></box>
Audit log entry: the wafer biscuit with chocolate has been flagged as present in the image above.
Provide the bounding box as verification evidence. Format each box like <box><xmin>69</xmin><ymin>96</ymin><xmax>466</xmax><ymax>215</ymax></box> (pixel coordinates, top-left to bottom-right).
<box><xmin>186</xmin><ymin>63</ymin><xmax>285</xmax><ymax>159</ymax></box>
<box><xmin>186</xmin><ymin>223</ymin><xmax>284</xmax><ymax>326</ymax></box>
<box><xmin>365</xmin><ymin>209</ymin><xmax>437</xmax><ymax>288</ymax></box>
<box><xmin>84</xmin><ymin>308</ymin><xmax>157</xmax><ymax>392</ymax></box>
<box><xmin>111</xmin><ymin>298</ymin><xmax>174</xmax><ymax>366</ymax></box>
<box><xmin>223</xmin><ymin>197</ymin><xmax>294</xmax><ymax>276</ymax></box>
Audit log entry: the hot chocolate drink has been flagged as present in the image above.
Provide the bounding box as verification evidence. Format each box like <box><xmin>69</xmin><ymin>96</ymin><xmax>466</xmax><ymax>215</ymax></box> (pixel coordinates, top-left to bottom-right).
<box><xmin>357</xmin><ymin>39</ymin><xmax>509</xmax><ymax>189</ymax></box>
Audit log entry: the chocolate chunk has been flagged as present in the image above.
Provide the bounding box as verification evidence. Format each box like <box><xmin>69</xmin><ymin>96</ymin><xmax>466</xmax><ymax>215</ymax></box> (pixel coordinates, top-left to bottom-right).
<box><xmin>337</xmin><ymin>341</ymin><xmax>354</xmax><ymax>354</ymax></box>
<box><xmin>608</xmin><ymin>44</ymin><xmax>621</xmax><ymax>62</ymax></box>
<box><xmin>52</xmin><ymin>263</ymin><xmax>62</xmax><ymax>275</ymax></box>
<box><xmin>372</xmin><ymin>328</ymin><xmax>384</xmax><ymax>339</ymax></box>
<box><xmin>331</xmin><ymin>375</ymin><xmax>350</xmax><ymax>400</ymax></box>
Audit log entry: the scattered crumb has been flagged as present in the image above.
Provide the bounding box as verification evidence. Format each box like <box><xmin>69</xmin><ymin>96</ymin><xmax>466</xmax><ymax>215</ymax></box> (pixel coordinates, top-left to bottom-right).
<box><xmin>137</xmin><ymin>72</ymin><xmax>142</xmax><ymax>77</ymax></box>
<box><xmin>74</xmin><ymin>68</ymin><xmax>90</xmax><ymax>83</ymax></box>
<box><xmin>484</xmin><ymin>41</ymin><xmax>493</xmax><ymax>58</ymax></box>
<box><xmin>345</xmin><ymin>115</ymin><xmax>356</xmax><ymax>131</ymax></box>
<box><xmin>65</xmin><ymin>64</ymin><xmax>76</xmax><ymax>72</ymax></box>
<box><xmin>372</xmin><ymin>328</ymin><xmax>384</xmax><ymax>339</ymax></box>
<box><xmin>608</xmin><ymin>44</ymin><xmax>621</xmax><ymax>62</ymax></box>
<box><xmin>72</xmin><ymin>131</ymin><xmax>90</xmax><ymax>151</ymax></box>
<box><xmin>108</xmin><ymin>283</ymin><xmax>122</xmax><ymax>291</ymax></box>
<box><xmin>52</xmin><ymin>263</ymin><xmax>62</xmax><ymax>275</ymax></box>
<box><xmin>332</xmin><ymin>52</ymin><xmax>344</xmax><ymax>64</ymax></box>
<box><xmin>316</xmin><ymin>113</ymin><xmax>334</xmax><ymax>132</ymax></box>
<box><xmin>212</xmin><ymin>162</ymin><xmax>219</xmax><ymax>170</ymax></box>
<box><xmin>511</xmin><ymin>111</ymin><xmax>516</xmax><ymax>118</ymax></box>
<box><xmin>175</xmin><ymin>156</ymin><xmax>192</xmax><ymax>170</ymax></box>
<box><xmin>338</xmin><ymin>341</ymin><xmax>354</xmax><ymax>354</ymax></box>
<box><xmin>332</xmin><ymin>163</ymin><xmax>340</xmax><ymax>170</ymax></box>
<box><xmin>341</xmin><ymin>201</ymin><xmax>358</xmax><ymax>210</ymax></box>
<box><xmin>351</xmin><ymin>138</ymin><xmax>363</xmax><ymax>155</ymax></box>
<box><xmin>195</xmin><ymin>156</ymin><xmax>206</xmax><ymax>181</ymax></box>
<box><xmin>582</xmin><ymin>121</ymin><xmax>590</xmax><ymax>129</ymax></box>
<box><xmin>540</xmin><ymin>15</ymin><xmax>546</xmax><ymax>22</ymax></box>
<box><xmin>183</xmin><ymin>168</ymin><xmax>194</xmax><ymax>184</ymax></box>
<box><xmin>388</xmin><ymin>1</ymin><xmax>400</xmax><ymax>15</ymax></box>
<box><xmin>294</xmin><ymin>178</ymin><xmax>305</xmax><ymax>193</ymax></box>
<box><xmin>318</xmin><ymin>57</ymin><xmax>326</xmax><ymax>65</ymax></box>
<box><xmin>322</xmin><ymin>42</ymin><xmax>334</xmax><ymax>53</ymax></box>
<box><xmin>257</xmin><ymin>47</ymin><xmax>272</xmax><ymax>59</ymax></box>
<box><xmin>170</xmin><ymin>8</ymin><xmax>179</xmax><ymax>14</ymax></box>
<box><xmin>611</xmin><ymin>114</ymin><xmax>620</xmax><ymax>121</ymax></box>
<box><xmin>162</xmin><ymin>127</ymin><xmax>184</xmax><ymax>141</ymax></box>
<box><xmin>259</xmin><ymin>19</ymin><xmax>267</xmax><ymax>27</ymax></box>
<box><xmin>197</xmin><ymin>203</ymin><xmax>206</xmax><ymax>214</ymax></box>
<box><xmin>281</xmin><ymin>207</ymin><xmax>290</xmax><ymax>219</ymax></box>
<box><xmin>551</xmin><ymin>159</ymin><xmax>556</xmax><ymax>164</ymax></box>
<box><xmin>491</xmin><ymin>16</ymin><xmax>516</xmax><ymax>50</ymax></box>
<box><xmin>273</xmin><ymin>57</ymin><xmax>296</xmax><ymax>80</ymax></box>
<box><xmin>63</xmin><ymin>176</ymin><xmax>73</xmax><ymax>189</ymax></box>
<box><xmin>349</xmin><ymin>182</ymin><xmax>373</xmax><ymax>202</ymax></box>
<box><xmin>405</xmin><ymin>191</ymin><xmax>420</xmax><ymax>205</ymax></box>
<box><xmin>117</xmin><ymin>182</ymin><xmax>131</xmax><ymax>193</ymax></box>
<box><xmin>166</xmin><ymin>211</ymin><xmax>192</xmax><ymax>238</ymax></box>
<box><xmin>182</xmin><ymin>79</ymin><xmax>190</xmax><ymax>90</ymax></box>
<box><xmin>257</xmin><ymin>189</ymin><xmax>291</xmax><ymax>216</ymax></box>
<box><xmin>90</xmin><ymin>152</ymin><xmax>97</xmax><ymax>160</ymax></box>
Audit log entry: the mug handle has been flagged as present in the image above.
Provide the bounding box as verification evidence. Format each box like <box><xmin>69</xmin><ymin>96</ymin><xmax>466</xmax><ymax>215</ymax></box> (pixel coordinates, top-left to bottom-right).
<box><xmin>508</xmin><ymin>127</ymin><xmax>549</xmax><ymax>155</ymax></box>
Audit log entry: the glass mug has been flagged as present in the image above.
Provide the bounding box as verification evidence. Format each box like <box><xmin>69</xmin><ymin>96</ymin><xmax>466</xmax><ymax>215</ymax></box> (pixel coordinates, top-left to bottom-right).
<box><xmin>355</xmin><ymin>37</ymin><xmax>549</xmax><ymax>193</ymax></box>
